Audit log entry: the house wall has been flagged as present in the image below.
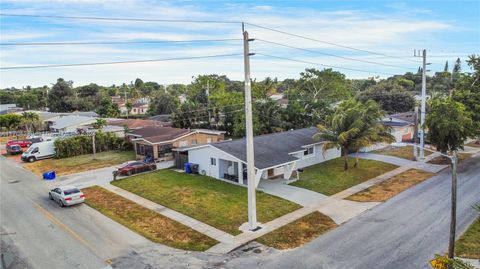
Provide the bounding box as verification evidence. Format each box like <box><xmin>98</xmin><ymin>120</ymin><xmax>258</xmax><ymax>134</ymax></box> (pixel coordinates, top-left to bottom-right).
<box><xmin>188</xmin><ymin>146</ymin><xmax>240</xmax><ymax>178</ymax></box>
<box><xmin>391</xmin><ymin>126</ymin><xmax>414</xmax><ymax>142</ymax></box>
<box><xmin>292</xmin><ymin>144</ymin><xmax>341</xmax><ymax>169</ymax></box>
<box><xmin>132</xmin><ymin>132</ymin><xmax>224</xmax><ymax>161</ymax></box>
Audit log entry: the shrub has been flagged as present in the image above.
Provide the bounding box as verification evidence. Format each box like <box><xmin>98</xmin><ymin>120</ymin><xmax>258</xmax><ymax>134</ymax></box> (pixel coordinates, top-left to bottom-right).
<box><xmin>54</xmin><ymin>132</ymin><xmax>132</xmax><ymax>158</ymax></box>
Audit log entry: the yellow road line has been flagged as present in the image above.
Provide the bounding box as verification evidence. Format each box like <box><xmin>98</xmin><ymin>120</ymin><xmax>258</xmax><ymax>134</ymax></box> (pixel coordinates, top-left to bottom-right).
<box><xmin>32</xmin><ymin>201</ymin><xmax>96</xmax><ymax>254</ymax></box>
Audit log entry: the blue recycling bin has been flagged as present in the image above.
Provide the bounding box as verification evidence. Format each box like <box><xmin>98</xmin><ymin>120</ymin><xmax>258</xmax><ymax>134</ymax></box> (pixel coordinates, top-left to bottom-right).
<box><xmin>43</xmin><ymin>171</ymin><xmax>56</xmax><ymax>180</ymax></box>
<box><xmin>184</xmin><ymin>163</ymin><xmax>192</xmax><ymax>174</ymax></box>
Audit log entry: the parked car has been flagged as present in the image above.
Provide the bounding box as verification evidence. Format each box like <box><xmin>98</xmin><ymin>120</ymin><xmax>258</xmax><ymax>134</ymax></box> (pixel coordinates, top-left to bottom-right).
<box><xmin>27</xmin><ymin>137</ymin><xmax>43</xmax><ymax>144</ymax></box>
<box><xmin>6</xmin><ymin>144</ymin><xmax>23</xmax><ymax>155</ymax></box>
<box><xmin>21</xmin><ymin>140</ymin><xmax>56</xmax><ymax>162</ymax></box>
<box><xmin>49</xmin><ymin>185</ymin><xmax>85</xmax><ymax>207</ymax></box>
<box><xmin>117</xmin><ymin>161</ymin><xmax>156</xmax><ymax>176</ymax></box>
<box><xmin>6</xmin><ymin>139</ymin><xmax>32</xmax><ymax>148</ymax></box>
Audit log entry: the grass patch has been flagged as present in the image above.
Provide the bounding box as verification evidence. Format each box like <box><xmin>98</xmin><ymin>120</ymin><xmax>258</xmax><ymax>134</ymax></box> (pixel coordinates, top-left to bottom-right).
<box><xmin>347</xmin><ymin>169</ymin><xmax>434</xmax><ymax>202</ymax></box>
<box><xmin>256</xmin><ymin>212</ymin><xmax>337</xmax><ymax>250</ymax></box>
<box><xmin>372</xmin><ymin>145</ymin><xmax>432</xmax><ymax>160</ymax></box>
<box><xmin>112</xmin><ymin>170</ymin><xmax>301</xmax><ymax>235</ymax></box>
<box><xmin>466</xmin><ymin>142</ymin><xmax>480</xmax><ymax>148</ymax></box>
<box><xmin>23</xmin><ymin>150</ymin><xmax>135</xmax><ymax>176</ymax></box>
<box><xmin>455</xmin><ymin>218</ymin><xmax>480</xmax><ymax>259</ymax></box>
<box><xmin>291</xmin><ymin>157</ymin><xmax>398</xmax><ymax>196</ymax></box>
<box><xmin>82</xmin><ymin>186</ymin><xmax>217</xmax><ymax>251</ymax></box>
<box><xmin>427</xmin><ymin>153</ymin><xmax>472</xmax><ymax>165</ymax></box>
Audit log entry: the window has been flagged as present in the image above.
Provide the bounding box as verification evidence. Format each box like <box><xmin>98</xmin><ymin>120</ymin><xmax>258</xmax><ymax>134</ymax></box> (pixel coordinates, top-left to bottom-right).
<box><xmin>158</xmin><ymin>144</ymin><xmax>173</xmax><ymax>157</ymax></box>
<box><xmin>303</xmin><ymin>146</ymin><xmax>314</xmax><ymax>157</ymax></box>
<box><xmin>210</xmin><ymin>157</ymin><xmax>216</xmax><ymax>166</ymax></box>
<box><xmin>191</xmin><ymin>139</ymin><xmax>198</xmax><ymax>145</ymax></box>
<box><xmin>136</xmin><ymin>144</ymin><xmax>145</xmax><ymax>155</ymax></box>
<box><xmin>207</xmin><ymin>138</ymin><xmax>212</xmax><ymax>143</ymax></box>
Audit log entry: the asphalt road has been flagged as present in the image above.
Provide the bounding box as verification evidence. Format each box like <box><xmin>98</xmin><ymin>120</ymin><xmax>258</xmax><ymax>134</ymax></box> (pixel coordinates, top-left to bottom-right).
<box><xmin>0</xmin><ymin>157</ymin><xmax>153</xmax><ymax>269</ymax></box>
<box><xmin>226</xmin><ymin>154</ymin><xmax>480</xmax><ymax>269</ymax></box>
<box><xmin>1</xmin><ymin>154</ymin><xmax>479</xmax><ymax>269</ymax></box>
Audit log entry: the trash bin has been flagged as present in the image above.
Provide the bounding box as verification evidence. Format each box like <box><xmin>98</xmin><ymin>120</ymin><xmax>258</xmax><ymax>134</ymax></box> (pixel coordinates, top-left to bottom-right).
<box><xmin>184</xmin><ymin>163</ymin><xmax>192</xmax><ymax>174</ymax></box>
<box><xmin>190</xmin><ymin>164</ymin><xmax>199</xmax><ymax>174</ymax></box>
<box><xmin>43</xmin><ymin>171</ymin><xmax>56</xmax><ymax>180</ymax></box>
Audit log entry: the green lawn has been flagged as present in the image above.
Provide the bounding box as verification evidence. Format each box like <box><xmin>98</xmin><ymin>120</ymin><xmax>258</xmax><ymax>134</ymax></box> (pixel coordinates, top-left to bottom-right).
<box><xmin>83</xmin><ymin>186</ymin><xmax>217</xmax><ymax>251</ymax></box>
<box><xmin>256</xmin><ymin>212</ymin><xmax>337</xmax><ymax>249</ymax></box>
<box><xmin>24</xmin><ymin>150</ymin><xmax>135</xmax><ymax>176</ymax></box>
<box><xmin>372</xmin><ymin>145</ymin><xmax>432</xmax><ymax>160</ymax></box>
<box><xmin>112</xmin><ymin>170</ymin><xmax>302</xmax><ymax>235</ymax></box>
<box><xmin>291</xmin><ymin>157</ymin><xmax>398</xmax><ymax>195</ymax></box>
<box><xmin>456</xmin><ymin>218</ymin><xmax>480</xmax><ymax>259</ymax></box>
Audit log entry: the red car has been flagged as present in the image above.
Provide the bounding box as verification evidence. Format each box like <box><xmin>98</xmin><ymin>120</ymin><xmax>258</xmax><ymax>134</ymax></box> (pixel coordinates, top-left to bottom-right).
<box><xmin>6</xmin><ymin>139</ymin><xmax>32</xmax><ymax>148</ymax></box>
<box><xmin>117</xmin><ymin>161</ymin><xmax>156</xmax><ymax>176</ymax></box>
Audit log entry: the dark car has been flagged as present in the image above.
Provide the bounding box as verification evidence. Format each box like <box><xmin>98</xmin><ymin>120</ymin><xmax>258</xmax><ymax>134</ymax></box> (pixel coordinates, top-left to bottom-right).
<box><xmin>27</xmin><ymin>137</ymin><xmax>43</xmax><ymax>144</ymax></box>
<box><xmin>6</xmin><ymin>144</ymin><xmax>23</xmax><ymax>155</ymax></box>
<box><xmin>117</xmin><ymin>161</ymin><xmax>156</xmax><ymax>176</ymax></box>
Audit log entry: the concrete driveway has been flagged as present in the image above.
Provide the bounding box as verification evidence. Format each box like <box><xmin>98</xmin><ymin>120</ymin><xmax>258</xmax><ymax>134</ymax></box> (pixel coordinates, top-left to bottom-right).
<box><xmin>258</xmin><ymin>179</ymin><xmax>328</xmax><ymax>206</ymax></box>
<box><xmin>48</xmin><ymin>160</ymin><xmax>174</xmax><ymax>189</ymax></box>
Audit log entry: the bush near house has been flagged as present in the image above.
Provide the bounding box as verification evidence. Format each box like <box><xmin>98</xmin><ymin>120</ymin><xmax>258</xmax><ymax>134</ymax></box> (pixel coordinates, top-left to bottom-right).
<box><xmin>54</xmin><ymin>132</ymin><xmax>132</xmax><ymax>158</ymax></box>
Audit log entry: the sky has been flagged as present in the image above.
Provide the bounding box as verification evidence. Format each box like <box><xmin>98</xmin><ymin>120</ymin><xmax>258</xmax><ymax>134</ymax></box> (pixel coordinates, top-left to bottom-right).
<box><xmin>0</xmin><ymin>0</ymin><xmax>479</xmax><ymax>88</ymax></box>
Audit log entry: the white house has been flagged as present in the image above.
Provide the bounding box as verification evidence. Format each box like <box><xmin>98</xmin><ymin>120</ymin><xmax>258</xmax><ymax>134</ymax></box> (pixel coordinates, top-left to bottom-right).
<box><xmin>181</xmin><ymin>127</ymin><xmax>341</xmax><ymax>187</ymax></box>
<box><xmin>48</xmin><ymin>115</ymin><xmax>97</xmax><ymax>133</ymax></box>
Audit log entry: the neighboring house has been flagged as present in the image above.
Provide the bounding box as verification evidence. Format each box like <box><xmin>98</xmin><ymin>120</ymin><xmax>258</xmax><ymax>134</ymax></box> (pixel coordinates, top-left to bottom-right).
<box><xmin>47</xmin><ymin>115</ymin><xmax>97</xmax><ymax>133</ymax></box>
<box><xmin>0</xmin><ymin>104</ymin><xmax>22</xmax><ymax>114</ymax></box>
<box><xmin>181</xmin><ymin>127</ymin><xmax>341</xmax><ymax>187</ymax></box>
<box><xmin>127</xmin><ymin>126</ymin><xmax>225</xmax><ymax>161</ymax></box>
<box><xmin>130</xmin><ymin>103</ymin><xmax>149</xmax><ymax>115</ymax></box>
<box><xmin>383</xmin><ymin>113</ymin><xmax>415</xmax><ymax>142</ymax></box>
<box><xmin>107</xmin><ymin>118</ymin><xmax>168</xmax><ymax>130</ymax></box>
<box><xmin>149</xmin><ymin>114</ymin><xmax>172</xmax><ymax>126</ymax></box>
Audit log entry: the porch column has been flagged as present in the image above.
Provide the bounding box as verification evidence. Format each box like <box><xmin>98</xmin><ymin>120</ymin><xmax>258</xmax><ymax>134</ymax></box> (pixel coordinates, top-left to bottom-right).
<box><xmin>153</xmin><ymin>145</ymin><xmax>159</xmax><ymax>160</ymax></box>
<box><xmin>254</xmin><ymin>169</ymin><xmax>263</xmax><ymax>188</ymax></box>
<box><xmin>283</xmin><ymin>162</ymin><xmax>296</xmax><ymax>180</ymax></box>
<box><xmin>238</xmin><ymin>162</ymin><xmax>243</xmax><ymax>184</ymax></box>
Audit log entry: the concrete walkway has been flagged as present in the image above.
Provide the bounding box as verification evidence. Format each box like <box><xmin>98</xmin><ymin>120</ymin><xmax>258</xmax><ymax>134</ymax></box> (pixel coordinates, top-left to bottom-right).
<box><xmin>258</xmin><ymin>179</ymin><xmax>328</xmax><ymax>206</ymax></box>
<box><xmin>354</xmin><ymin>152</ymin><xmax>446</xmax><ymax>173</ymax></box>
<box><xmin>103</xmin><ymin>184</ymin><xmax>235</xmax><ymax>245</ymax></box>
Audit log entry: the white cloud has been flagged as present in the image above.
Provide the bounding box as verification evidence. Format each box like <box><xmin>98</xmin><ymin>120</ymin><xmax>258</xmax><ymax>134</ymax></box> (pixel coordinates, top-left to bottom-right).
<box><xmin>0</xmin><ymin>0</ymin><xmax>470</xmax><ymax>88</ymax></box>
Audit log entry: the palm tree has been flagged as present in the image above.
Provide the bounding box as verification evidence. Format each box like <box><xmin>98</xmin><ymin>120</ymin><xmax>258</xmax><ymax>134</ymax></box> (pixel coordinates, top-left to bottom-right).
<box><xmin>314</xmin><ymin>99</ymin><xmax>394</xmax><ymax>170</ymax></box>
<box><xmin>21</xmin><ymin>112</ymin><xmax>39</xmax><ymax>134</ymax></box>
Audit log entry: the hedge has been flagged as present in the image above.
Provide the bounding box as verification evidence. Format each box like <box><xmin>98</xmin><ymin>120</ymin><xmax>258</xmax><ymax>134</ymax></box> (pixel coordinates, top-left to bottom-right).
<box><xmin>54</xmin><ymin>132</ymin><xmax>132</xmax><ymax>158</ymax></box>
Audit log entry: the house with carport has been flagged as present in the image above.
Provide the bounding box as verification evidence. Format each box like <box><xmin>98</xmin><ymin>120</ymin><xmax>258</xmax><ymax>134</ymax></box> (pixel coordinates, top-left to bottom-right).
<box><xmin>181</xmin><ymin>127</ymin><xmax>341</xmax><ymax>187</ymax></box>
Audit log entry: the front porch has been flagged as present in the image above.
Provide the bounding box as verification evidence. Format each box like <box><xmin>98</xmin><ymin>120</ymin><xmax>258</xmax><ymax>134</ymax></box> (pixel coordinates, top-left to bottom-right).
<box><xmin>217</xmin><ymin>158</ymin><xmax>296</xmax><ymax>187</ymax></box>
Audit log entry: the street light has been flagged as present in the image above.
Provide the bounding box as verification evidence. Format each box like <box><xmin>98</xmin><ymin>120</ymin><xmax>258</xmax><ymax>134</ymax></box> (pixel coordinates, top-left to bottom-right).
<box><xmin>412</xmin><ymin>145</ymin><xmax>458</xmax><ymax>259</ymax></box>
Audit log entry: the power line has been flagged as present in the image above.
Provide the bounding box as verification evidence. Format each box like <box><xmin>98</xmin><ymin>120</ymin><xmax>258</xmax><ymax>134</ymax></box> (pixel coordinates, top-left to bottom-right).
<box><xmin>245</xmin><ymin>22</ymin><xmax>421</xmax><ymax>64</ymax></box>
<box><xmin>254</xmin><ymin>52</ymin><xmax>396</xmax><ymax>76</ymax></box>
<box><xmin>255</xmin><ymin>38</ymin><xmax>415</xmax><ymax>70</ymax></box>
<box><xmin>0</xmin><ymin>38</ymin><xmax>242</xmax><ymax>46</ymax></box>
<box><xmin>0</xmin><ymin>53</ymin><xmax>242</xmax><ymax>70</ymax></box>
<box><xmin>0</xmin><ymin>13</ymin><xmax>242</xmax><ymax>24</ymax></box>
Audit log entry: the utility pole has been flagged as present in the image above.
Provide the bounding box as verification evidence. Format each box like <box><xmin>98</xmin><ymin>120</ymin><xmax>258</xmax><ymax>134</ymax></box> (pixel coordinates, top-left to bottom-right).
<box><xmin>448</xmin><ymin>150</ymin><xmax>458</xmax><ymax>260</ymax></box>
<box><xmin>414</xmin><ymin>49</ymin><xmax>428</xmax><ymax>159</ymax></box>
<box><xmin>413</xmin><ymin>105</ymin><xmax>419</xmax><ymax>161</ymax></box>
<box><xmin>243</xmin><ymin>25</ymin><xmax>257</xmax><ymax>230</ymax></box>
<box><xmin>92</xmin><ymin>132</ymin><xmax>96</xmax><ymax>160</ymax></box>
<box><xmin>412</xmin><ymin>145</ymin><xmax>458</xmax><ymax>261</ymax></box>
<box><xmin>124</xmin><ymin>85</ymin><xmax>128</xmax><ymax>118</ymax></box>
<box><xmin>206</xmin><ymin>80</ymin><xmax>211</xmax><ymax>128</ymax></box>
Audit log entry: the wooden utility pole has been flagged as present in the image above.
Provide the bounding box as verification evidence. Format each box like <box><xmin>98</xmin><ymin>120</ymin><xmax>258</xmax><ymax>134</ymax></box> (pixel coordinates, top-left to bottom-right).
<box><xmin>243</xmin><ymin>25</ymin><xmax>257</xmax><ymax>230</ymax></box>
<box><xmin>413</xmin><ymin>105</ymin><xmax>419</xmax><ymax>161</ymax></box>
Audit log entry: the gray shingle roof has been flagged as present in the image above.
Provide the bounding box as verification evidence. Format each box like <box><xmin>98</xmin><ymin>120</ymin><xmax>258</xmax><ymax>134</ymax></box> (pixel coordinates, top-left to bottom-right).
<box><xmin>211</xmin><ymin>127</ymin><xmax>321</xmax><ymax>169</ymax></box>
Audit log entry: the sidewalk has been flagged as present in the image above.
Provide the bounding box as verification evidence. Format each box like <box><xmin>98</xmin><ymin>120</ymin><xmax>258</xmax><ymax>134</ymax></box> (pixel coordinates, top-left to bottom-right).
<box><xmin>103</xmin><ymin>184</ymin><xmax>235</xmax><ymax>245</ymax></box>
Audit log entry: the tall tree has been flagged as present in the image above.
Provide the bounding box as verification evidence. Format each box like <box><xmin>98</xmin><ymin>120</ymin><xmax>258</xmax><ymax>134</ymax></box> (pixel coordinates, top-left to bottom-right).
<box><xmin>426</xmin><ymin>96</ymin><xmax>473</xmax><ymax>153</ymax></box>
<box><xmin>148</xmin><ymin>92</ymin><xmax>179</xmax><ymax>115</ymax></box>
<box><xmin>453</xmin><ymin>55</ymin><xmax>480</xmax><ymax>139</ymax></box>
<box><xmin>21</xmin><ymin>112</ymin><xmax>40</xmax><ymax>133</ymax></box>
<box><xmin>444</xmin><ymin>61</ymin><xmax>449</xmax><ymax>72</ymax></box>
<box><xmin>314</xmin><ymin>99</ymin><xmax>394</xmax><ymax>170</ymax></box>
<box><xmin>357</xmin><ymin>81</ymin><xmax>415</xmax><ymax>113</ymax></box>
<box><xmin>48</xmin><ymin>78</ymin><xmax>74</xmax><ymax>112</ymax></box>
